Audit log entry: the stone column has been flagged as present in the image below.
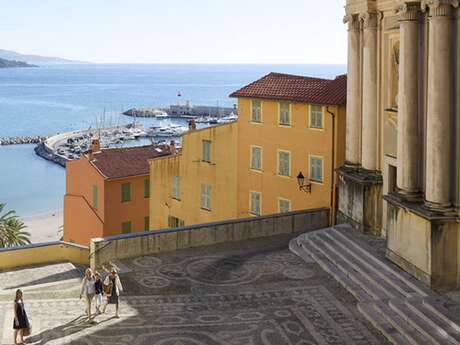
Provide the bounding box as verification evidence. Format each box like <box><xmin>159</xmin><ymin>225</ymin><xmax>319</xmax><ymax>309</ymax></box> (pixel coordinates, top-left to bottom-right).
<box><xmin>422</xmin><ymin>0</ymin><xmax>458</xmax><ymax>210</ymax></box>
<box><xmin>396</xmin><ymin>2</ymin><xmax>421</xmax><ymax>198</ymax></box>
<box><xmin>360</xmin><ymin>11</ymin><xmax>380</xmax><ymax>171</ymax></box>
<box><xmin>344</xmin><ymin>14</ymin><xmax>361</xmax><ymax>166</ymax></box>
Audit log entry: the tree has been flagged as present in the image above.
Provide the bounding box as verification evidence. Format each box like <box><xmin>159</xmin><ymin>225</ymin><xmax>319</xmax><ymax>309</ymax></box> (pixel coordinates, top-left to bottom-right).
<box><xmin>0</xmin><ymin>203</ymin><xmax>30</xmax><ymax>248</ymax></box>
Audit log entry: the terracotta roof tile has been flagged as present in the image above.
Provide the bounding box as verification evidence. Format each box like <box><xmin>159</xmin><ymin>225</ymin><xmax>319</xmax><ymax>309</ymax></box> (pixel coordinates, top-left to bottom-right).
<box><xmin>229</xmin><ymin>72</ymin><xmax>347</xmax><ymax>106</ymax></box>
<box><xmin>90</xmin><ymin>145</ymin><xmax>172</xmax><ymax>179</ymax></box>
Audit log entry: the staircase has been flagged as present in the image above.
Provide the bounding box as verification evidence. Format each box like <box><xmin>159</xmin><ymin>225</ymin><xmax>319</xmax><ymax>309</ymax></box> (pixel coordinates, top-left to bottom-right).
<box><xmin>290</xmin><ymin>224</ymin><xmax>460</xmax><ymax>345</ymax></box>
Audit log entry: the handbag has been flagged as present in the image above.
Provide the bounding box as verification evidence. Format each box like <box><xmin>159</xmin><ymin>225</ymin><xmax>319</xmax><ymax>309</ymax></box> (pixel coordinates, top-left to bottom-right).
<box><xmin>22</xmin><ymin>325</ymin><xmax>31</xmax><ymax>336</ymax></box>
<box><xmin>103</xmin><ymin>281</ymin><xmax>112</xmax><ymax>295</ymax></box>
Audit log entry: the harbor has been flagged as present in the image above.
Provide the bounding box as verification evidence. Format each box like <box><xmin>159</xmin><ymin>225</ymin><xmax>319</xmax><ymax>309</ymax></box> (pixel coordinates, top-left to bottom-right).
<box><xmin>0</xmin><ymin>135</ymin><xmax>49</xmax><ymax>145</ymax></box>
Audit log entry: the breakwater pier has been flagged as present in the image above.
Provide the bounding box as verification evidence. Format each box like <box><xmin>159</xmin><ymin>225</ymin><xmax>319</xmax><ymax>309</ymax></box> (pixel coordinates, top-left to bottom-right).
<box><xmin>0</xmin><ymin>135</ymin><xmax>49</xmax><ymax>145</ymax></box>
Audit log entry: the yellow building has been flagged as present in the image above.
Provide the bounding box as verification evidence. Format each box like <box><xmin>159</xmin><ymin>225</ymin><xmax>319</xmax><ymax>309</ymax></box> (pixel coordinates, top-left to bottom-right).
<box><xmin>149</xmin><ymin>72</ymin><xmax>347</xmax><ymax>229</ymax></box>
<box><xmin>231</xmin><ymin>73</ymin><xmax>347</xmax><ymax>220</ymax></box>
<box><xmin>149</xmin><ymin>122</ymin><xmax>238</xmax><ymax>229</ymax></box>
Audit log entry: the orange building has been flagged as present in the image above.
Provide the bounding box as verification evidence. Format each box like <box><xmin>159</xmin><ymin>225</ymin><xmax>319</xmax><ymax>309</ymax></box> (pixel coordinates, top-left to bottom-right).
<box><xmin>64</xmin><ymin>140</ymin><xmax>172</xmax><ymax>245</ymax></box>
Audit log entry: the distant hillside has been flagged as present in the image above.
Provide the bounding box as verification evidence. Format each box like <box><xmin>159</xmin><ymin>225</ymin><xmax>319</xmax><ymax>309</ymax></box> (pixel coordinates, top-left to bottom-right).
<box><xmin>0</xmin><ymin>49</ymin><xmax>88</xmax><ymax>66</ymax></box>
<box><xmin>0</xmin><ymin>57</ymin><xmax>36</xmax><ymax>68</ymax></box>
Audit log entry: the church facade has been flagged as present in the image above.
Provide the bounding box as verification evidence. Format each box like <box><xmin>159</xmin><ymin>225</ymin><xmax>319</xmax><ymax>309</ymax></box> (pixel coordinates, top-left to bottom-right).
<box><xmin>339</xmin><ymin>0</ymin><xmax>460</xmax><ymax>288</ymax></box>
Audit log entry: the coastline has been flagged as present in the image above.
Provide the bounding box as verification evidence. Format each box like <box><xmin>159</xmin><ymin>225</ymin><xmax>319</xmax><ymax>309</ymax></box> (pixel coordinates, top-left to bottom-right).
<box><xmin>22</xmin><ymin>210</ymin><xmax>63</xmax><ymax>243</ymax></box>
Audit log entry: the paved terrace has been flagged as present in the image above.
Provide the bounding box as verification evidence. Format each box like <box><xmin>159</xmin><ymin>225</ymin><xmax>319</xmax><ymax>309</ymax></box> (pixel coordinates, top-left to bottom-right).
<box><xmin>0</xmin><ymin>234</ymin><xmax>389</xmax><ymax>345</ymax></box>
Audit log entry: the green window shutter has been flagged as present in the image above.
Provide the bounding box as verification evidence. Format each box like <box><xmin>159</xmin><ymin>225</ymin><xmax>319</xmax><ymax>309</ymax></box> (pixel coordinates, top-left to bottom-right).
<box><xmin>202</xmin><ymin>140</ymin><xmax>211</xmax><ymax>162</ymax></box>
<box><xmin>251</xmin><ymin>147</ymin><xmax>262</xmax><ymax>170</ymax></box>
<box><xmin>250</xmin><ymin>192</ymin><xmax>261</xmax><ymax>216</ymax></box>
<box><xmin>279</xmin><ymin>102</ymin><xmax>290</xmax><ymax>125</ymax></box>
<box><xmin>121</xmin><ymin>221</ymin><xmax>132</xmax><ymax>233</ymax></box>
<box><xmin>278</xmin><ymin>151</ymin><xmax>290</xmax><ymax>176</ymax></box>
<box><xmin>251</xmin><ymin>100</ymin><xmax>261</xmax><ymax>122</ymax></box>
<box><xmin>144</xmin><ymin>216</ymin><xmax>150</xmax><ymax>231</ymax></box>
<box><xmin>144</xmin><ymin>179</ymin><xmax>150</xmax><ymax>198</ymax></box>
<box><xmin>92</xmin><ymin>185</ymin><xmax>98</xmax><ymax>209</ymax></box>
<box><xmin>172</xmin><ymin>176</ymin><xmax>181</xmax><ymax>200</ymax></box>
<box><xmin>121</xmin><ymin>183</ymin><xmax>131</xmax><ymax>202</ymax></box>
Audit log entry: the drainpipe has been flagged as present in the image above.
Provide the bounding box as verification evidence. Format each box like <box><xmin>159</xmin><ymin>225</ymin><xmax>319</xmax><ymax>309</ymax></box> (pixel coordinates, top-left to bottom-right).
<box><xmin>326</xmin><ymin>106</ymin><xmax>336</xmax><ymax>226</ymax></box>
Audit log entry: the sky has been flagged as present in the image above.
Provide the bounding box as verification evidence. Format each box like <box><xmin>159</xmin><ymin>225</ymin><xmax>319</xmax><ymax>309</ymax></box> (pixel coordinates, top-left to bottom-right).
<box><xmin>1</xmin><ymin>0</ymin><xmax>347</xmax><ymax>64</ymax></box>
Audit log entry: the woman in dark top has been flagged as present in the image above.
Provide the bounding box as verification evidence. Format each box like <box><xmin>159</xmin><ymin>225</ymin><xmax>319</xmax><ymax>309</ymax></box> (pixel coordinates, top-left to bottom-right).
<box><xmin>13</xmin><ymin>289</ymin><xmax>30</xmax><ymax>345</ymax></box>
<box><xmin>102</xmin><ymin>266</ymin><xmax>123</xmax><ymax>318</ymax></box>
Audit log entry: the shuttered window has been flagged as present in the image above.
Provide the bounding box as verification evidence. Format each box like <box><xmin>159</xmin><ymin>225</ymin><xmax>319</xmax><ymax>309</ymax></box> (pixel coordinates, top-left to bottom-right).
<box><xmin>250</xmin><ymin>192</ymin><xmax>261</xmax><ymax>216</ymax></box>
<box><xmin>250</xmin><ymin>146</ymin><xmax>262</xmax><ymax>171</ymax></box>
<box><xmin>121</xmin><ymin>221</ymin><xmax>132</xmax><ymax>233</ymax></box>
<box><xmin>309</xmin><ymin>156</ymin><xmax>324</xmax><ymax>183</ymax></box>
<box><xmin>144</xmin><ymin>179</ymin><xmax>150</xmax><ymax>198</ymax></box>
<box><xmin>200</xmin><ymin>184</ymin><xmax>212</xmax><ymax>210</ymax></box>
<box><xmin>251</xmin><ymin>100</ymin><xmax>262</xmax><ymax>122</ymax></box>
<box><xmin>278</xmin><ymin>151</ymin><xmax>291</xmax><ymax>177</ymax></box>
<box><xmin>279</xmin><ymin>102</ymin><xmax>291</xmax><ymax>125</ymax></box>
<box><xmin>310</xmin><ymin>105</ymin><xmax>323</xmax><ymax>129</ymax></box>
<box><xmin>172</xmin><ymin>176</ymin><xmax>181</xmax><ymax>200</ymax></box>
<box><xmin>121</xmin><ymin>183</ymin><xmax>131</xmax><ymax>202</ymax></box>
<box><xmin>202</xmin><ymin>140</ymin><xmax>211</xmax><ymax>162</ymax></box>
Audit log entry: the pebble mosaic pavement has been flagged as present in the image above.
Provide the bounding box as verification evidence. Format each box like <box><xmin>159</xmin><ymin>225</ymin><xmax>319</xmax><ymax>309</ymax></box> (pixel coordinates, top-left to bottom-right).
<box><xmin>0</xmin><ymin>234</ymin><xmax>390</xmax><ymax>345</ymax></box>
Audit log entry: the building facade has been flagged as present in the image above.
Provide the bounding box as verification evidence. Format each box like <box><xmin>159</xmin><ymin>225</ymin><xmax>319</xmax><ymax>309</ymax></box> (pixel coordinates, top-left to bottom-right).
<box><xmin>64</xmin><ymin>141</ymin><xmax>171</xmax><ymax>245</ymax></box>
<box><xmin>340</xmin><ymin>0</ymin><xmax>460</xmax><ymax>288</ymax></box>
<box><xmin>149</xmin><ymin>73</ymin><xmax>347</xmax><ymax>229</ymax></box>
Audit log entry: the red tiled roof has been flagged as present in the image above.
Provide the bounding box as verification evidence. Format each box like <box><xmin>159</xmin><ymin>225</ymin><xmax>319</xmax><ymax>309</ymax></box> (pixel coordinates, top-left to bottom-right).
<box><xmin>89</xmin><ymin>145</ymin><xmax>172</xmax><ymax>179</ymax></box>
<box><xmin>229</xmin><ymin>72</ymin><xmax>347</xmax><ymax>106</ymax></box>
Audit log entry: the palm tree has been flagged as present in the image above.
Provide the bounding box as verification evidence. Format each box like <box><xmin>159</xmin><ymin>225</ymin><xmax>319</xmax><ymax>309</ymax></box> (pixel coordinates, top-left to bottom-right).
<box><xmin>0</xmin><ymin>203</ymin><xmax>30</xmax><ymax>248</ymax></box>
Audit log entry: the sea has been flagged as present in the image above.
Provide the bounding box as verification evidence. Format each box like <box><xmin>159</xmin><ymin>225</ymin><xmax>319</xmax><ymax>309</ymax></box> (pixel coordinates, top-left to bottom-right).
<box><xmin>0</xmin><ymin>64</ymin><xmax>346</xmax><ymax>217</ymax></box>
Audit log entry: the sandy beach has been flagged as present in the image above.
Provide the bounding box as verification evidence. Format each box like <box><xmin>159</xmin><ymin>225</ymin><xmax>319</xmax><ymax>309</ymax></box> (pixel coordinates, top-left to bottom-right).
<box><xmin>22</xmin><ymin>210</ymin><xmax>63</xmax><ymax>243</ymax></box>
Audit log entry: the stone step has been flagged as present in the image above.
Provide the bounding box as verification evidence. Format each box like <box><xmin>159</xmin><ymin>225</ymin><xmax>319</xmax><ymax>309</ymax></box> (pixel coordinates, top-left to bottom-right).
<box><xmin>358</xmin><ymin>302</ymin><xmax>418</xmax><ymax>345</ymax></box>
<box><xmin>302</xmin><ymin>233</ymin><xmax>392</xmax><ymax>301</ymax></box>
<box><xmin>290</xmin><ymin>238</ymin><xmax>369</xmax><ymax>301</ymax></box>
<box><xmin>314</xmin><ymin>231</ymin><xmax>407</xmax><ymax>300</ymax></box>
<box><xmin>406</xmin><ymin>298</ymin><xmax>460</xmax><ymax>345</ymax></box>
<box><xmin>331</xmin><ymin>225</ymin><xmax>430</xmax><ymax>297</ymax></box>
<box><xmin>389</xmin><ymin>299</ymin><xmax>457</xmax><ymax>345</ymax></box>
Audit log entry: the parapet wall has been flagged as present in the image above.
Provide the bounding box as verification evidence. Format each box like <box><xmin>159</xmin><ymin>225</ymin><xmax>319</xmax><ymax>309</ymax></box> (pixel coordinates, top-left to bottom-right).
<box><xmin>0</xmin><ymin>241</ymin><xmax>89</xmax><ymax>270</ymax></box>
<box><xmin>90</xmin><ymin>208</ymin><xmax>329</xmax><ymax>269</ymax></box>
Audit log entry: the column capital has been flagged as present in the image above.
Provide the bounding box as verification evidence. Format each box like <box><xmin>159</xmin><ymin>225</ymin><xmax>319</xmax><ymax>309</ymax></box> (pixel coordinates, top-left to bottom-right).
<box><xmin>343</xmin><ymin>14</ymin><xmax>360</xmax><ymax>31</ymax></box>
<box><xmin>359</xmin><ymin>11</ymin><xmax>383</xmax><ymax>30</ymax></box>
<box><xmin>395</xmin><ymin>2</ymin><xmax>422</xmax><ymax>21</ymax></box>
<box><xmin>421</xmin><ymin>0</ymin><xmax>459</xmax><ymax>16</ymax></box>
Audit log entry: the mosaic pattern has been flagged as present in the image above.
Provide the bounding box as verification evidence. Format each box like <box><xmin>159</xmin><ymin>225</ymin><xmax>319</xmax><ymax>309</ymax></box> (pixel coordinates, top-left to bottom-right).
<box><xmin>0</xmin><ymin>235</ymin><xmax>390</xmax><ymax>344</ymax></box>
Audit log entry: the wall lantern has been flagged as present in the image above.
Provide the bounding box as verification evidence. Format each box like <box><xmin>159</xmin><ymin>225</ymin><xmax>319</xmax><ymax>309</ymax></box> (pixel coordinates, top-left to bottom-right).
<box><xmin>297</xmin><ymin>171</ymin><xmax>312</xmax><ymax>193</ymax></box>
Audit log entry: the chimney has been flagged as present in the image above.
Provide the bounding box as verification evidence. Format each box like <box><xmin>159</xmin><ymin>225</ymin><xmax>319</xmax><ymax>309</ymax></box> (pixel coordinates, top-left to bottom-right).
<box><xmin>188</xmin><ymin>119</ymin><xmax>196</xmax><ymax>131</ymax></box>
<box><xmin>169</xmin><ymin>140</ymin><xmax>176</xmax><ymax>154</ymax></box>
<box><xmin>90</xmin><ymin>139</ymin><xmax>101</xmax><ymax>152</ymax></box>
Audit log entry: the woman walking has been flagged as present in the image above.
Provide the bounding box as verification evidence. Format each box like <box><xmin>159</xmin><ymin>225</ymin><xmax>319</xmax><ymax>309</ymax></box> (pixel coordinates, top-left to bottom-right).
<box><xmin>13</xmin><ymin>289</ymin><xmax>30</xmax><ymax>345</ymax></box>
<box><xmin>103</xmin><ymin>267</ymin><xmax>123</xmax><ymax>318</ymax></box>
<box><xmin>94</xmin><ymin>271</ymin><xmax>104</xmax><ymax>314</ymax></box>
<box><xmin>80</xmin><ymin>268</ymin><xmax>96</xmax><ymax>321</ymax></box>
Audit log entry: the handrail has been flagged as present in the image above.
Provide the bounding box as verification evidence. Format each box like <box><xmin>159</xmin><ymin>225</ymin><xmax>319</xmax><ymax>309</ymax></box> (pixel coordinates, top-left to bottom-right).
<box><xmin>65</xmin><ymin>193</ymin><xmax>104</xmax><ymax>225</ymax></box>
<box><xmin>0</xmin><ymin>240</ymin><xmax>88</xmax><ymax>252</ymax></box>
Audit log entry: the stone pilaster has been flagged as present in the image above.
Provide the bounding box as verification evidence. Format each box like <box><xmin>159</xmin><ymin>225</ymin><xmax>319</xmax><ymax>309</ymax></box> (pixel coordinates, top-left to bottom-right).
<box><xmin>395</xmin><ymin>2</ymin><xmax>422</xmax><ymax>199</ymax></box>
<box><xmin>422</xmin><ymin>0</ymin><xmax>458</xmax><ymax>211</ymax></box>
<box><xmin>344</xmin><ymin>14</ymin><xmax>362</xmax><ymax>167</ymax></box>
<box><xmin>360</xmin><ymin>11</ymin><xmax>380</xmax><ymax>171</ymax></box>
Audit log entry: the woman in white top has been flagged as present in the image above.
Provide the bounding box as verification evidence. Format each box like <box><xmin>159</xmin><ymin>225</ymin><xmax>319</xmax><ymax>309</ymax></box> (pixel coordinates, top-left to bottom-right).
<box><xmin>80</xmin><ymin>268</ymin><xmax>96</xmax><ymax>321</ymax></box>
<box><xmin>102</xmin><ymin>266</ymin><xmax>123</xmax><ymax>318</ymax></box>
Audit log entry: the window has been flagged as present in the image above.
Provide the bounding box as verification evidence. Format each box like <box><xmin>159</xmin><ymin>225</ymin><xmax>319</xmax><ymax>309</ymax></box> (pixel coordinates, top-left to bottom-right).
<box><xmin>278</xmin><ymin>198</ymin><xmax>291</xmax><ymax>213</ymax></box>
<box><xmin>144</xmin><ymin>216</ymin><xmax>150</xmax><ymax>231</ymax></box>
<box><xmin>278</xmin><ymin>150</ymin><xmax>291</xmax><ymax>177</ymax></box>
<box><xmin>250</xmin><ymin>146</ymin><xmax>262</xmax><ymax>171</ymax></box>
<box><xmin>172</xmin><ymin>176</ymin><xmax>181</xmax><ymax>200</ymax></box>
<box><xmin>168</xmin><ymin>215</ymin><xmax>185</xmax><ymax>228</ymax></box>
<box><xmin>144</xmin><ymin>179</ymin><xmax>150</xmax><ymax>198</ymax></box>
<box><xmin>200</xmin><ymin>184</ymin><xmax>212</xmax><ymax>210</ymax></box>
<box><xmin>309</xmin><ymin>155</ymin><xmax>324</xmax><ymax>183</ymax></box>
<box><xmin>279</xmin><ymin>102</ymin><xmax>291</xmax><ymax>126</ymax></box>
<box><xmin>250</xmin><ymin>191</ymin><xmax>261</xmax><ymax>216</ymax></box>
<box><xmin>92</xmin><ymin>185</ymin><xmax>98</xmax><ymax>209</ymax></box>
<box><xmin>121</xmin><ymin>221</ymin><xmax>132</xmax><ymax>234</ymax></box>
<box><xmin>121</xmin><ymin>183</ymin><xmax>131</xmax><ymax>202</ymax></box>
<box><xmin>310</xmin><ymin>105</ymin><xmax>323</xmax><ymax>129</ymax></box>
<box><xmin>251</xmin><ymin>100</ymin><xmax>262</xmax><ymax>122</ymax></box>
<box><xmin>202</xmin><ymin>140</ymin><xmax>211</xmax><ymax>162</ymax></box>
